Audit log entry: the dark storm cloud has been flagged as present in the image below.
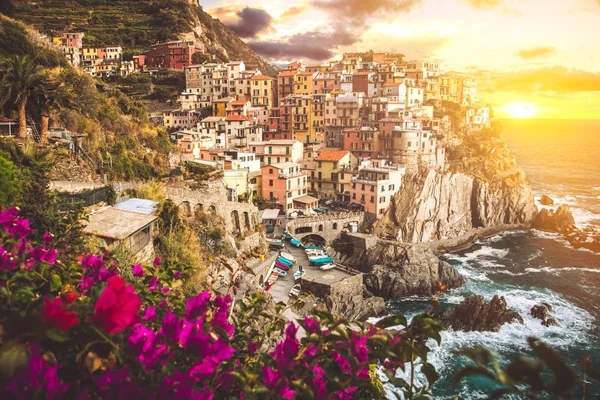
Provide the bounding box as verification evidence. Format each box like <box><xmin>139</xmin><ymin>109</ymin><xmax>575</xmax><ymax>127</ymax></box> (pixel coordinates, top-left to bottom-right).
<box><xmin>211</xmin><ymin>6</ymin><xmax>273</xmax><ymax>38</ymax></box>
<box><xmin>312</xmin><ymin>0</ymin><xmax>420</xmax><ymax>23</ymax></box>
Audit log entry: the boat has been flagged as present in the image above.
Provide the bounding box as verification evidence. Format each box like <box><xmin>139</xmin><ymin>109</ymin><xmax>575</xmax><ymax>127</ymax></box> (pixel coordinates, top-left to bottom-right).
<box><xmin>283</xmin><ymin>232</ymin><xmax>293</xmax><ymax>240</ymax></box>
<box><xmin>276</xmin><ymin>257</ymin><xmax>294</xmax><ymax>267</ymax></box>
<box><xmin>308</xmin><ymin>254</ymin><xmax>331</xmax><ymax>261</ymax></box>
<box><xmin>280</xmin><ymin>252</ymin><xmax>296</xmax><ymax>263</ymax></box>
<box><xmin>319</xmin><ymin>263</ymin><xmax>336</xmax><ymax>271</ymax></box>
<box><xmin>289</xmin><ymin>284</ymin><xmax>301</xmax><ymax>298</ymax></box>
<box><xmin>266</xmin><ymin>271</ymin><xmax>279</xmax><ymax>286</ymax></box>
<box><xmin>274</xmin><ymin>267</ymin><xmax>288</xmax><ymax>277</ymax></box>
<box><xmin>305</xmin><ymin>249</ymin><xmax>326</xmax><ymax>256</ymax></box>
<box><xmin>267</xmin><ymin>238</ymin><xmax>283</xmax><ymax>245</ymax></box>
<box><xmin>304</xmin><ymin>245</ymin><xmax>323</xmax><ymax>250</ymax></box>
<box><xmin>294</xmin><ymin>270</ymin><xmax>306</xmax><ymax>281</ymax></box>
<box><xmin>309</xmin><ymin>256</ymin><xmax>334</xmax><ymax>266</ymax></box>
<box><xmin>267</xmin><ymin>239</ymin><xmax>284</xmax><ymax>249</ymax></box>
<box><xmin>275</xmin><ymin>260</ymin><xmax>291</xmax><ymax>270</ymax></box>
<box><xmin>290</xmin><ymin>238</ymin><xmax>302</xmax><ymax>247</ymax></box>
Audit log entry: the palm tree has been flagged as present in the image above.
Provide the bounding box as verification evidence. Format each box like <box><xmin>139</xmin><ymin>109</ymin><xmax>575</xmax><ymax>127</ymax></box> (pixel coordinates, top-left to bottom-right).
<box><xmin>32</xmin><ymin>73</ymin><xmax>73</xmax><ymax>143</ymax></box>
<box><xmin>0</xmin><ymin>55</ymin><xmax>46</xmax><ymax>139</ymax></box>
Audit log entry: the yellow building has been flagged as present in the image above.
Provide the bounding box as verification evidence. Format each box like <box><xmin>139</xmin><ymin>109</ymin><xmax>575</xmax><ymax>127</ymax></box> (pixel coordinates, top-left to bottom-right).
<box><xmin>212</xmin><ymin>97</ymin><xmax>234</xmax><ymax>117</ymax></box>
<box><xmin>312</xmin><ymin>94</ymin><xmax>326</xmax><ymax>142</ymax></box>
<box><xmin>291</xmin><ymin>95</ymin><xmax>315</xmax><ymax>143</ymax></box>
<box><xmin>250</xmin><ymin>75</ymin><xmax>275</xmax><ymax>109</ymax></box>
<box><xmin>82</xmin><ymin>48</ymin><xmax>98</xmax><ymax>60</ymax></box>
<box><xmin>293</xmin><ymin>71</ymin><xmax>315</xmax><ymax>95</ymax></box>
<box><xmin>311</xmin><ymin>149</ymin><xmax>358</xmax><ymax>199</ymax></box>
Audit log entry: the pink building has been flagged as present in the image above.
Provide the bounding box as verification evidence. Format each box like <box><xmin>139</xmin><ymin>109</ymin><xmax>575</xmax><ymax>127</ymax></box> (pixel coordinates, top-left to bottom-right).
<box><xmin>262</xmin><ymin>162</ymin><xmax>315</xmax><ymax>211</ymax></box>
<box><xmin>349</xmin><ymin>164</ymin><xmax>405</xmax><ymax>217</ymax></box>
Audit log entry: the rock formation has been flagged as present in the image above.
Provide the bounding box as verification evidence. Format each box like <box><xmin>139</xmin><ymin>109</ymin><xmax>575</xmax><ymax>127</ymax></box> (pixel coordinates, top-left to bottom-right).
<box><xmin>376</xmin><ymin>168</ymin><xmax>537</xmax><ymax>243</ymax></box>
<box><xmin>540</xmin><ymin>195</ymin><xmax>554</xmax><ymax>206</ymax></box>
<box><xmin>533</xmin><ymin>204</ymin><xmax>600</xmax><ymax>253</ymax></box>
<box><xmin>437</xmin><ymin>295</ymin><xmax>524</xmax><ymax>332</ymax></box>
<box><xmin>530</xmin><ymin>303</ymin><xmax>559</xmax><ymax>327</ymax></box>
<box><xmin>319</xmin><ymin>291</ymin><xmax>387</xmax><ymax>321</ymax></box>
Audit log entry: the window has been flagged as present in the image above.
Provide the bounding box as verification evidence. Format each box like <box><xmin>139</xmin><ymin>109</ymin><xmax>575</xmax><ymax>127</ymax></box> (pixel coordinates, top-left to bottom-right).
<box><xmin>352</xmin><ymin>193</ymin><xmax>356</xmax><ymax>199</ymax></box>
<box><xmin>269</xmin><ymin>192</ymin><xmax>274</xmax><ymax>199</ymax></box>
<box><xmin>370</xmin><ymin>196</ymin><xmax>374</xmax><ymax>203</ymax></box>
<box><xmin>269</xmin><ymin>168</ymin><xmax>273</xmax><ymax>174</ymax></box>
<box><xmin>269</xmin><ymin>180</ymin><xmax>273</xmax><ymax>187</ymax></box>
<box><xmin>333</xmin><ymin>223</ymin><xmax>338</xmax><ymax>230</ymax></box>
<box><xmin>389</xmin><ymin>184</ymin><xmax>394</xmax><ymax>190</ymax></box>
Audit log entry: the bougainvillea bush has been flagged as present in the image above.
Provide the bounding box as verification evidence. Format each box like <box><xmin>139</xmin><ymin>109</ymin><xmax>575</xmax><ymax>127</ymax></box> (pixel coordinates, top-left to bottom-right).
<box><xmin>0</xmin><ymin>207</ymin><xmax>442</xmax><ymax>399</ymax></box>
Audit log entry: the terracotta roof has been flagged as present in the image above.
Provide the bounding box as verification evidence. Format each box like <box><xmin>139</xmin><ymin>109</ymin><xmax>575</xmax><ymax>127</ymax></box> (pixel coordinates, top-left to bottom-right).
<box><xmin>230</xmin><ymin>100</ymin><xmax>248</xmax><ymax>105</ymax></box>
<box><xmin>251</xmin><ymin>75</ymin><xmax>273</xmax><ymax>80</ymax></box>
<box><xmin>225</xmin><ymin>115</ymin><xmax>252</xmax><ymax>121</ymax></box>
<box><xmin>278</xmin><ymin>70</ymin><xmax>297</xmax><ymax>76</ymax></box>
<box><xmin>315</xmin><ymin>149</ymin><xmax>350</xmax><ymax>162</ymax></box>
<box><xmin>298</xmin><ymin>71</ymin><xmax>314</xmax><ymax>76</ymax></box>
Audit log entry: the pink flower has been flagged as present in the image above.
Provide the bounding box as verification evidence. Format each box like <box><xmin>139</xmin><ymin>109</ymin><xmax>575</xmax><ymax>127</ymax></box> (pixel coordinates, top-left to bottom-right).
<box><xmin>153</xmin><ymin>257</ymin><xmax>162</xmax><ymax>266</ymax></box>
<box><xmin>132</xmin><ymin>264</ymin><xmax>144</xmax><ymax>278</ymax></box>
<box><xmin>92</xmin><ymin>276</ymin><xmax>141</xmax><ymax>334</ymax></box>
<box><xmin>148</xmin><ymin>277</ymin><xmax>160</xmax><ymax>291</ymax></box>
<box><xmin>43</xmin><ymin>231</ymin><xmax>54</xmax><ymax>243</ymax></box>
<box><xmin>186</xmin><ymin>292</ymin><xmax>211</xmax><ymax>321</ymax></box>
<box><xmin>173</xmin><ymin>271</ymin><xmax>182</xmax><ymax>279</ymax></box>
<box><xmin>40</xmin><ymin>297</ymin><xmax>78</xmax><ymax>331</ymax></box>
<box><xmin>143</xmin><ymin>306</ymin><xmax>157</xmax><ymax>322</ymax></box>
<box><xmin>62</xmin><ymin>291</ymin><xmax>79</xmax><ymax>305</ymax></box>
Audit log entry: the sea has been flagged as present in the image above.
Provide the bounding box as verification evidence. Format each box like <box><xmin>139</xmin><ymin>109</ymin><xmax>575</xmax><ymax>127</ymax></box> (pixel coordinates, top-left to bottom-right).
<box><xmin>384</xmin><ymin>119</ymin><xmax>600</xmax><ymax>399</ymax></box>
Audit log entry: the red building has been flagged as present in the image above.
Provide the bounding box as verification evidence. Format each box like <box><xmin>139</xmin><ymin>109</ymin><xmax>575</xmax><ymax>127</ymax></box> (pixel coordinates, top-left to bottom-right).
<box><xmin>145</xmin><ymin>40</ymin><xmax>197</xmax><ymax>70</ymax></box>
<box><xmin>352</xmin><ymin>72</ymin><xmax>370</xmax><ymax>94</ymax></box>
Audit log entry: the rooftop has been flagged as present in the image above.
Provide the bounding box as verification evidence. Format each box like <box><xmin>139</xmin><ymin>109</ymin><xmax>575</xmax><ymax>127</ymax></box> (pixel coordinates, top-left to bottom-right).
<box><xmin>83</xmin><ymin>208</ymin><xmax>158</xmax><ymax>240</ymax></box>
<box><xmin>113</xmin><ymin>198</ymin><xmax>158</xmax><ymax>215</ymax></box>
<box><xmin>268</xmin><ymin>162</ymin><xmax>301</xmax><ymax>170</ymax></box>
<box><xmin>267</xmin><ymin>140</ymin><xmax>299</xmax><ymax>145</ymax></box>
<box><xmin>315</xmin><ymin>149</ymin><xmax>350</xmax><ymax>162</ymax></box>
<box><xmin>251</xmin><ymin>75</ymin><xmax>274</xmax><ymax>80</ymax></box>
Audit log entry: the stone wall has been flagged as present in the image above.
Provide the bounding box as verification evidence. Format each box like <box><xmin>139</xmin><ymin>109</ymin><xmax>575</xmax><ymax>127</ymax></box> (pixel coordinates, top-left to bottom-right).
<box><xmin>287</xmin><ymin>212</ymin><xmax>365</xmax><ymax>243</ymax></box>
<box><xmin>302</xmin><ymin>271</ymin><xmax>363</xmax><ymax>298</ymax></box>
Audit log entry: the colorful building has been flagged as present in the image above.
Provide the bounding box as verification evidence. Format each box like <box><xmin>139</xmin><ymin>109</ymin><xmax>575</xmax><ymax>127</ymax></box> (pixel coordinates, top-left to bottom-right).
<box><xmin>349</xmin><ymin>164</ymin><xmax>405</xmax><ymax>217</ymax></box>
<box><xmin>261</xmin><ymin>162</ymin><xmax>311</xmax><ymax>211</ymax></box>
<box><xmin>311</xmin><ymin>149</ymin><xmax>358</xmax><ymax>199</ymax></box>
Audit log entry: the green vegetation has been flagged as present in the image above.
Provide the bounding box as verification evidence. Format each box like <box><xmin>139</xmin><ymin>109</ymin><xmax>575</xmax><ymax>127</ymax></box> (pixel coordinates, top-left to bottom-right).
<box><xmin>0</xmin><ymin>153</ymin><xmax>23</xmax><ymax>206</ymax></box>
<box><xmin>0</xmin><ymin>16</ymin><xmax>173</xmax><ymax>180</ymax></box>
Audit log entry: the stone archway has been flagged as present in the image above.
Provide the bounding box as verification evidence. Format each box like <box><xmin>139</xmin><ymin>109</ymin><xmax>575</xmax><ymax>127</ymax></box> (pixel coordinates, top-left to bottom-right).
<box><xmin>209</xmin><ymin>205</ymin><xmax>217</xmax><ymax>215</ymax></box>
<box><xmin>180</xmin><ymin>201</ymin><xmax>192</xmax><ymax>217</ymax></box>
<box><xmin>194</xmin><ymin>203</ymin><xmax>203</xmax><ymax>214</ymax></box>
<box><xmin>243</xmin><ymin>211</ymin><xmax>251</xmax><ymax>231</ymax></box>
<box><xmin>231</xmin><ymin>210</ymin><xmax>241</xmax><ymax>234</ymax></box>
<box><xmin>301</xmin><ymin>234</ymin><xmax>326</xmax><ymax>247</ymax></box>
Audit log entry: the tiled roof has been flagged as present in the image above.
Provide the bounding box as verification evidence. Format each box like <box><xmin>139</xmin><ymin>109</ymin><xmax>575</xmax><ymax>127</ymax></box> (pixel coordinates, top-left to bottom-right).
<box><xmin>230</xmin><ymin>100</ymin><xmax>248</xmax><ymax>105</ymax></box>
<box><xmin>251</xmin><ymin>75</ymin><xmax>273</xmax><ymax>80</ymax></box>
<box><xmin>225</xmin><ymin>115</ymin><xmax>252</xmax><ymax>121</ymax></box>
<box><xmin>315</xmin><ymin>149</ymin><xmax>349</xmax><ymax>162</ymax></box>
<box><xmin>278</xmin><ymin>70</ymin><xmax>297</xmax><ymax>76</ymax></box>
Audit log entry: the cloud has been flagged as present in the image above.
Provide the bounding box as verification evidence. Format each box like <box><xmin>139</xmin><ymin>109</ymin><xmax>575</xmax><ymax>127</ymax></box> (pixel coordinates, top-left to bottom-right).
<box><xmin>279</xmin><ymin>6</ymin><xmax>307</xmax><ymax>20</ymax></box>
<box><xmin>210</xmin><ymin>6</ymin><xmax>273</xmax><ymax>38</ymax></box>
<box><xmin>475</xmin><ymin>66</ymin><xmax>600</xmax><ymax>92</ymax></box>
<box><xmin>249</xmin><ymin>26</ymin><xmax>359</xmax><ymax>61</ymax></box>
<box><xmin>464</xmin><ymin>0</ymin><xmax>504</xmax><ymax>9</ymax></box>
<box><xmin>356</xmin><ymin>33</ymin><xmax>452</xmax><ymax>59</ymax></box>
<box><xmin>312</xmin><ymin>0</ymin><xmax>420</xmax><ymax>23</ymax></box>
<box><xmin>517</xmin><ymin>46</ymin><xmax>556</xmax><ymax>60</ymax></box>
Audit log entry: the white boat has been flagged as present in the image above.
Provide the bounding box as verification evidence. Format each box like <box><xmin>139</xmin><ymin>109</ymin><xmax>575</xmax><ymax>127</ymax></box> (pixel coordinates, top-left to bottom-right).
<box><xmin>280</xmin><ymin>252</ymin><xmax>296</xmax><ymax>263</ymax></box>
<box><xmin>289</xmin><ymin>284</ymin><xmax>301</xmax><ymax>297</ymax></box>
<box><xmin>267</xmin><ymin>271</ymin><xmax>279</xmax><ymax>286</ymax></box>
<box><xmin>274</xmin><ymin>267</ymin><xmax>288</xmax><ymax>277</ymax></box>
<box><xmin>319</xmin><ymin>263</ymin><xmax>336</xmax><ymax>271</ymax></box>
<box><xmin>294</xmin><ymin>270</ymin><xmax>306</xmax><ymax>281</ymax></box>
<box><xmin>305</xmin><ymin>249</ymin><xmax>326</xmax><ymax>256</ymax></box>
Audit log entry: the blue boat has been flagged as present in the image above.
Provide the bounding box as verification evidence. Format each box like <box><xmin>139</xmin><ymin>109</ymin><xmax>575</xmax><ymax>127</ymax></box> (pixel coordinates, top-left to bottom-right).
<box><xmin>309</xmin><ymin>256</ymin><xmax>333</xmax><ymax>266</ymax></box>
<box><xmin>290</xmin><ymin>238</ymin><xmax>302</xmax><ymax>247</ymax></box>
<box><xmin>276</xmin><ymin>257</ymin><xmax>294</xmax><ymax>267</ymax></box>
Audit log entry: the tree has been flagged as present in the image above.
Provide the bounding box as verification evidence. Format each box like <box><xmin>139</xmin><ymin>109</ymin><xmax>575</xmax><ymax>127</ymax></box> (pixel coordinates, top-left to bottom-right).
<box><xmin>0</xmin><ymin>153</ymin><xmax>22</xmax><ymax>207</ymax></box>
<box><xmin>0</xmin><ymin>55</ymin><xmax>46</xmax><ymax>139</ymax></box>
<box><xmin>32</xmin><ymin>73</ymin><xmax>73</xmax><ymax>143</ymax></box>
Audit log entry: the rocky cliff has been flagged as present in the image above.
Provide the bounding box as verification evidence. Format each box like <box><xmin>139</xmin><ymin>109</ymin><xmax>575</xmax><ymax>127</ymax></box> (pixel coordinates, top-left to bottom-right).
<box><xmin>436</xmin><ymin>295</ymin><xmax>524</xmax><ymax>332</ymax></box>
<box><xmin>376</xmin><ymin>128</ymin><xmax>538</xmax><ymax>243</ymax></box>
<box><xmin>376</xmin><ymin>168</ymin><xmax>537</xmax><ymax>243</ymax></box>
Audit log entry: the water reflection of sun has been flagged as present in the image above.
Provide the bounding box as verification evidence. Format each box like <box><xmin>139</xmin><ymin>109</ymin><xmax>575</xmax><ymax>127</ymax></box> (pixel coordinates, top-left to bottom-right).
<box><xmin>504</xmin><ymin>102</ymin><xmax>537</xmax><ymax>119</ymax></box>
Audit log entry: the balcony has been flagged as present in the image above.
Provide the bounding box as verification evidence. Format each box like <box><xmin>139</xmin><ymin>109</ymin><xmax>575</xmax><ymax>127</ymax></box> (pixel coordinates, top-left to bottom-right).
<box><xmin>278</xmin><ymin>170</ymin><xmax>306</xmax><ymax>179</ymax></box>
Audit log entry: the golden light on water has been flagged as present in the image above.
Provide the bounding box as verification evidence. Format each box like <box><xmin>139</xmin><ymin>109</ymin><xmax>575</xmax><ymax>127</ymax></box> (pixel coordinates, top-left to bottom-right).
<box><xmin>504</xmin><ymin>102</ymin><xmax>537</xmax><ymax>119</ymax></box>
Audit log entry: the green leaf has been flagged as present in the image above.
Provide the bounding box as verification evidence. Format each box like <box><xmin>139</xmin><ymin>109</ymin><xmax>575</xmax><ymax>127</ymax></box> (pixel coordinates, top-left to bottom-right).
<box><xmin>0</xmin><ymin>341</ymin><xmax>29</xmax><ymax>379</ymax></box>
<box><xmin>46</xmin><ymin>328</ymin><xmax>69</xmax><ymax>343</ymax></box>
<box><xmin>375</xmin><ymin>315</ymin><xmax>407</xmax><ymax>329</ymax></box>
<box><xmin>527</xmin><ymin>337</ymin><xmax>578</xmax><ymax>393</ymax></box>
<box><xmin>50</xmin><ymin>273</ymin><xmax>62</xmax><ymax>292</ymax></box>
<box><xmin>421</xmin><ymin>362</ymin><xmax>439</xmax><ymax>385</ymax></box>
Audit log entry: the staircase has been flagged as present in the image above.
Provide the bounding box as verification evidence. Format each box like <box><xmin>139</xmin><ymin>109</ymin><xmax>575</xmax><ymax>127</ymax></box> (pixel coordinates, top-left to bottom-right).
<box><xmin>26</xmin><ymin>115</ymin><xmax>42</xmax><ymax>143</ymax></box>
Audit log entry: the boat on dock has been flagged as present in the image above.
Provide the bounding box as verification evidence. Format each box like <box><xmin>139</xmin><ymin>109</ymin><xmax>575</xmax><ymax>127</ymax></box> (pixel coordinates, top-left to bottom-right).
<box><xmin>276</xmin><ymin>257</ymin><xmax>294</xmax><ymax>267</ymax></box>
<box><xmin>274</xmin><ymin>267</ymin><xmax>288</xmax><ymax>277</ymax></box>
<box><xmin>309</xmin><ymin>256</ymin><xmax>334</xmax><ymax>266</ymax></box>
<box><xmin>304</xmin><ymin>245</ymin><xmax>323</xmax><ymax>251</ymax></box>
<box><xmin>319</xmin><ymin>263</ymin><xmax>336</xmax><ymax>271</ymax></box>
<box><xmin>290</xmin><ymin>238</ymin><xmax>302</xmax><ymax>247</ymax></box>
<box><xmin>267</xmin><ymin>238</ymin><xmax>284</xmax><ymax>249</ymax></box>
<box><xmin>275</xmin><ymin>260</ymin><xmax>291</xmax><ymax>270</ymax></box>
<box><xmin>305</xmin><ymin>249</ymin><xmax>326</xmax><ymax>256</ymax></box>
<box><xmin>280</xmin><ymin>252</ymin><xmax>296</xmax><ymax>263</ymax></box>
<box><xmin>294</xmin><ymin>269</ymin><xmax>306</xmax><ymax>281</ymax></box>
<box><xmin>289</xmin><ymin>284</ymin><xmax>301</xmax><ymax>297</ymax></box>
<box><xmin>267</xmin><ymin>271</ymin><xmax>279</xmax><ymax>286</ymax></box>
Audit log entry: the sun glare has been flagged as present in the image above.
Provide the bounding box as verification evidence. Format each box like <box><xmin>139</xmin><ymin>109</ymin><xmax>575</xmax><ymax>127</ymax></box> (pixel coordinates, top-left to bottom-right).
<box><xmin>504</xmin><ymin>102</ymin><xmax>537</xmax><ymax>119</ymax></box>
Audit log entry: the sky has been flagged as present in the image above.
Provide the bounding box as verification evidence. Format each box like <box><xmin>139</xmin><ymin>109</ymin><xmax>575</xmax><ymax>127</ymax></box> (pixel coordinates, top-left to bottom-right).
<box><xmin>201</xmin><ymin>0</ymin><xmax>600</xmax><ymax>119</ymax></box>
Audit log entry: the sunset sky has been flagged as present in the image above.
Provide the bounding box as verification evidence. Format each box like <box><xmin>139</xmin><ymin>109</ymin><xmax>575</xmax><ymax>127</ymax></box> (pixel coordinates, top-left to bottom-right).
<box><xmin>203</xmin><ymin>0</ymin><xmax>600</xmax><ymax>120</ymax></box>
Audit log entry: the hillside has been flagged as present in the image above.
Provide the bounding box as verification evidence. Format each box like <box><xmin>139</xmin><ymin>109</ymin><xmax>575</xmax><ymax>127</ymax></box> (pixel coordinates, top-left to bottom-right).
<box><xmin>3</xmin><ymin>0</ymin><xmax>275</xmax><ymax>74</ymax></box>
<box><xmin>0</xmin><ymin>15</ymin><xmax>172</xmax><ymax>181</ymax></box>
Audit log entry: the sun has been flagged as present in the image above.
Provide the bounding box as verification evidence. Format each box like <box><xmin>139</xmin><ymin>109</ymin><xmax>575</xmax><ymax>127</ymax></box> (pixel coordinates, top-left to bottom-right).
<box><xmin>504</xmin><ymin>102</ymin><xmax>537</xmax><ymax>119</ymax></box>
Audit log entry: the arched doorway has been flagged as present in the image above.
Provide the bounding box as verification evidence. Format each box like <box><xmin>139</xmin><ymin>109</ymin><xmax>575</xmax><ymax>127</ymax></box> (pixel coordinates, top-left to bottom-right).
<box><xmin>180</xmin><ymin>201</ymin><xmax>192</xmax><ymax>217</ymax></box>
<box><xmin>209</xmin><ymin>205</ymin><xmax>217</xmax><ymax>215</ymax></box>
<box><xmin>231</xmin><ymin>210</ymin><xmax>241</xmax><ymax>234</ymax></box>
<box><xmin>194</xmin><ymin>203</ymin><xmax>203</xmax><ymax>214</ymax></box>
<box><xmin>301</xmin><ymin>234</ymin><xmax>326</xmax><ymax>247</ymax></box>
<box><xmin>243</xmin><ymin>211</ymin><xmax>251</xmax><ymax>231</ymax></box>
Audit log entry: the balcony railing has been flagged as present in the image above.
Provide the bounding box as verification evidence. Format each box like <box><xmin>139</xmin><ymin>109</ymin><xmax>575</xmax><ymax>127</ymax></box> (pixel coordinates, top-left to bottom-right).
<box><xmin>278</xmin><ymin>171</ymin><xmax>306</xmax><ymax>179</ymax></box>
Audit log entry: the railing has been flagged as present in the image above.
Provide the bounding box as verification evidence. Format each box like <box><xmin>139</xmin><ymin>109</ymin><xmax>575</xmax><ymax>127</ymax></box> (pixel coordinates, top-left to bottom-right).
<box><xmin>278</xmin><ymin>171</ymin><xmax>306</xmax><ymax>179</ymax></box>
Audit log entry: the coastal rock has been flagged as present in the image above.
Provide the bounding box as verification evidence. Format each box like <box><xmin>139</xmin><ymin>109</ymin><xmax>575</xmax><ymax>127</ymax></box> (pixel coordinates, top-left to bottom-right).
<box><xmin>363</xmin><ymin>249</ymin><xmax>464</xmax><ymax>298</ymax></box>
<box><xmin>531</xmin><ymin>303</ymin><xmax>560</xmax><ymax>327</ymax></box>
<box><xmin>437</xmin><ymin>295</ymin><xmax>524</xmax><ymax>332</ymax></box>
<box><xmin>320</xmin><ymin>293</ymin><xmax>386</xmax><ymax>321</ymax></box>
<box><xmin>375</xmin><ymin>168</ymin><xmax>537</xmax><ymax>243</ymax></box>
<box><xmin>540</xmin><ymin>195</ymin><xmax>555</xmax><ymax>206</ymax></box>
<box><xmin>533</xmin><ymin>205</ymin><xmax>575</xmax><ymax>233</ymax></box>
